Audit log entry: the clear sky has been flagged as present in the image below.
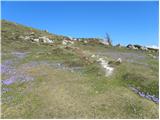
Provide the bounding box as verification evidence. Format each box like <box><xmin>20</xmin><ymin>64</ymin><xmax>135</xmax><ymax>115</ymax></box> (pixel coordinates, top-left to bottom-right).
<box><xmin>1</xmin><ymin>1</ymin><xmax>159</xmax><ymax>46</ymax></box>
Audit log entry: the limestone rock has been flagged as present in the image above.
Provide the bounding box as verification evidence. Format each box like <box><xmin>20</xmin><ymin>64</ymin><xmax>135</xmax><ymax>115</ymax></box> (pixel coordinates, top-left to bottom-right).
<box><xmin>39</xmin><ymin>36</ymin><xmax>54</xmax><ymax>43</ymax></box>
<box><xmin>115</xmin><ymin>58</ymin><xmax>122</xmax><ymax>64</ymax></box>
<box><xmin>62</xmin><ymin>39</ymin><xmax>74</xmax><ymax>45</ymax></box>
<box><xmin>33</xmin><ymin>38</ymin><xmax>39</xmax><ymax>42</ymax></box>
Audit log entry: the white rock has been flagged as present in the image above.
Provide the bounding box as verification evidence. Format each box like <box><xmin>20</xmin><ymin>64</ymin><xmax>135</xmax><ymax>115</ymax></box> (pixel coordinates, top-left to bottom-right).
<box><xmin>39</xmin><ymin>36</ymin><xmax>54</xmax><ymax>43</ymax></box>
<box><xmin>62</xmin><ymin>40</ymin><xmax>67</xmax><ymax>45</ymax></box>
<box><xmin>97</xmin><ymin>57</ymin><xmax>114</xmax><ymax>76</ymax></box>
<box><xmin>100</xmin><ymin>41</ymin><xmax>109</xmax><ymax>46</ymax></box>
<box><xmin>116</xmin><ymin>58</ymin><xmax>122</xmax><ymax>63</ymax></box>
<box><xmin>105</xmin><ymin>67</ymin><xmax>114</xmax><ymax>76</ymax></box>
<box><xmin>91</xmin><ymin>54</ymin><xmax>96</xmax><ymax>58</ymax></box>
<box><xmin>33</xmin><ymin>39</ymin><xmax>39</xmax><ymax>42</ymax></box>
<box><xmin>97</xmin><ymin>58</ymin><xmax>104</xmax><ymax>62</ymax></box>
<box><xmin>62</xmin><ymin>39</ymin><xmax>74</xmax><ymax>45</ymax></box>
<box><xmin>19</xmin><ymin>35</ymin><xmax>24</xmax><ymax>39</ymax></box>
<box><xmin>24</xmin><ymin>36</ymin><xmax>30</xmax><ymax>40</ymax></box>
<box><xmin>70</xmin><ymin>41</ymin><xmax>74</xmax><ymax>44</ymax></box>
<box><xmin>84</xmin><ymin>40</ymin><xmax>88</xmax><ymax>43</ymax></box>
<box><xmin>30</xmin><ymin>32</ymin><xmax>35</xmax><ymax>35</ymax></box>
<box><xmin>132</xmin><ymin>46</ymin><xmax>138</xmax><ymax>50</ymax></box>
<box><xmin>73</xmin><ymin>38</ymin><xmax>77</xmax><ymax>41</ymax></box>
<box><xmin>141</xmin><ymin>46</ymin><xmax>148</xmax><ymax>51</ymax></box>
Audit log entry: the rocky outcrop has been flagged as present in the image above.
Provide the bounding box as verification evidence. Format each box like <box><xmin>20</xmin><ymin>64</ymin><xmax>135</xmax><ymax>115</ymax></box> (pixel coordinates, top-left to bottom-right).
<box><xmin>18</xmin><ymin>32</ymin><xmax>54</xmax><ymax>44</ymax></box>
<box><xmin>126</xmin><ymin>44</ymin><xmax>158</xmax><ymax>52</ymax></box>
<box><xmin>62</xmin><ymin>39</ymin><xmax>74</xmax><ymax>45</ymax></box>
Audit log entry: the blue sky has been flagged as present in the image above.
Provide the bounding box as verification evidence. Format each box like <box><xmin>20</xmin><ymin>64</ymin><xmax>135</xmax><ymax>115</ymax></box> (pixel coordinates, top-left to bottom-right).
<box><xmin>1</xmin><ymin>1</ymin><xmax>158</xmax><ymax>46</ymax></box>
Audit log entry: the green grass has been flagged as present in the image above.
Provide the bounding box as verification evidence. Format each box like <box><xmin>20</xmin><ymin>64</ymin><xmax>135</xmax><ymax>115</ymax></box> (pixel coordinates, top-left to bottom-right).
<box><xmin>1</xmin><ymin>20</ymin><xmax>159</xmax><ymax>119</ymax></box>
<box><xmin>2</xmin><ymin>64</ymin><xmax>158</xmax><ymax>118</ymax></box>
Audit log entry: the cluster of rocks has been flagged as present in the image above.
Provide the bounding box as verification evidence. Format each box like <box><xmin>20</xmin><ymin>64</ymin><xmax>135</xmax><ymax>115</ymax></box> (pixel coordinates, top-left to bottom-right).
<box><xmin>127</xmin><ymin>44</ymin><xmax>145</xmax><ymax>50</ymax></box>
<box><xmin>91</xmin><ymin>55</ymin><xmax>115</xmax><ymax>76</ymax></box>
<box><xmin>19</xmin><ymin>32</ymin><xmax>54</xmax><ymax>44</ymax></box>
<box><xmin>148</xmin><ymin>54</ymin><xmax>157</xmax><ymax>59</ymax></box>
<box><xmin>18</xmin><ymin>32</ymin><xmax>158</xmax><ymax>53</ymax></box>
<box><xmin>71</xmin><ymin>38</ymin><xmax>111</xmax><ymax>46</ymax></box>
<box><xmin>98</xmin><ymin>58</ymin><xmax>114</xmax><ymax>76</ymax></box>
<box><xmin>126</xmin><ymin>44</ymin><xmax>158</xmax><ymax>52</ymax></box>
<box><xmin>130</xmin><ymin>86</ymin><xmax>159</xmax><ymax>104</ymax></box>
<box><xmin>62</xmin><ymin>39</ymin><xmax>74</xmax><ymax>46</ymax></box>
<box><xmin>91</xmin><ymin>54</ymin><xmax>123</xmax><ymax>77</ymax></box>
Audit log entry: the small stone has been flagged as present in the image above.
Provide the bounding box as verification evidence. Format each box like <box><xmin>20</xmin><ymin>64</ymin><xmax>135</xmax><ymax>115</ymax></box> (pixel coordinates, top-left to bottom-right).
<box><xmin>115</xmin><ymin>58</ymin><xmax>122</xmax><ymax>64</ymax></box>
<box><xmin>91</xmin><ymin>54</ymin><xmax>95</xmax><ymax>58</ymax></box>
<box><xmin>57</xmin><ymin>63</ymin><xmax>61</xmax><ymax>66</ymax></box>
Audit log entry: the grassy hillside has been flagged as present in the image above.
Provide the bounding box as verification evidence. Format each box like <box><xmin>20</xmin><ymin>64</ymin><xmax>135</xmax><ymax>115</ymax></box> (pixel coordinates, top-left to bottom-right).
<box><xmin>1</xmin><ymin>20</ymin><xmax>159</xmax><ymax>119</ymax></box>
